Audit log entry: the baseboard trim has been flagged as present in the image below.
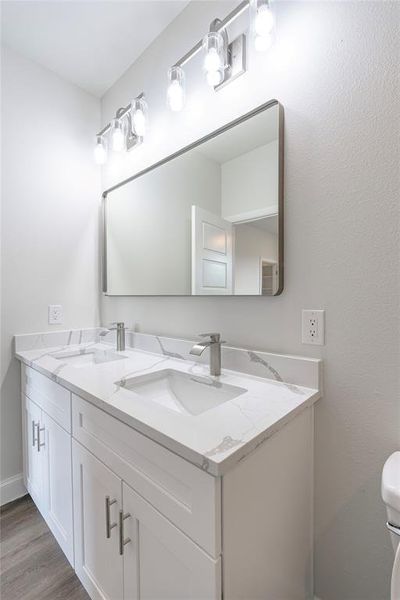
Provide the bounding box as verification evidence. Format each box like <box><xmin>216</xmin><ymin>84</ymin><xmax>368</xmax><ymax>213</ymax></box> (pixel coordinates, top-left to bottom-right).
<box><xmin>1</xmin><ymin>473</ymin><xmax>26</xmax><ymax>506</ymax></box>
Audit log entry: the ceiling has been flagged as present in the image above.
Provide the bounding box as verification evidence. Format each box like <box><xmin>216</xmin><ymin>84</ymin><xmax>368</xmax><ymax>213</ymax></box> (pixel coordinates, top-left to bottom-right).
<box><xmin>1</xmin><ymin>1</ymin><xmax>190</xmax><ymax>97</ymax></box>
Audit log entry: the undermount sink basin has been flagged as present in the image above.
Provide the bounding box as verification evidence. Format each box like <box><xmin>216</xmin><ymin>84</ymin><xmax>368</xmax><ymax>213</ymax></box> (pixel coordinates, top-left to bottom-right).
<box><xmin>117</xmin><ymin>369</ymin><xmax>247</xmax><ymax>416</ymax></box>
<box><xmin>51</xmin><ymin>348</ymin><xmax>126</xmax><ymax>367</ymax></box>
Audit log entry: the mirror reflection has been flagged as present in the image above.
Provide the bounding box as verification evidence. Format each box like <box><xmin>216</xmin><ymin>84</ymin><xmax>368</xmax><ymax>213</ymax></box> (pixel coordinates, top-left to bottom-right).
<box><xmin>104</xmin><ymin>101</ymin><xmax>283</xmax><ymax>296</ymax></box>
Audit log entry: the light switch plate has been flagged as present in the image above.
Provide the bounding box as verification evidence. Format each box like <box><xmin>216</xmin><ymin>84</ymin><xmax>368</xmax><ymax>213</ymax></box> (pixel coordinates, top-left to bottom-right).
<box><xmin>48</xmin><ymin>305</ymin><xmax>63</xmax><ymax>325</ymax></box>
<box><xmin>302</xmin><ymin>309</ymin><xmax>325</xmax><ymax>345</ymax></box>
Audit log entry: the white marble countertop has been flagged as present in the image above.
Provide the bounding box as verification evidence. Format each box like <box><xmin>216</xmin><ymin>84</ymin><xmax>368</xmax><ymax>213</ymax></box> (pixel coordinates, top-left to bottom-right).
<box><xmin>15</xmin><ymin>340</ymin><xmax>321</xmax><ymax>476</ymax></box>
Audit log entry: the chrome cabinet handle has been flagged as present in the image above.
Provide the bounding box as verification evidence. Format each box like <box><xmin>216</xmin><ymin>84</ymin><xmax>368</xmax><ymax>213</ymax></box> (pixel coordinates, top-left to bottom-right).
<box><xmin>37</xmin><ymin>425</ymin><xmax>45</xmax><ymax>452</ymax></box>
<box><xmin>32</xmin><ymin>420</ymin><xmax>38</xmax><ymax>447</ymax></box>
<box><xmin>105</xmin><ymin>496</ymin><xmax>117</xmax><ymax>538</ymax></box>
<box><xmin>118</xmin><ymin>510</ymin><xmax>131</xmax><ymax>555</ymax></box>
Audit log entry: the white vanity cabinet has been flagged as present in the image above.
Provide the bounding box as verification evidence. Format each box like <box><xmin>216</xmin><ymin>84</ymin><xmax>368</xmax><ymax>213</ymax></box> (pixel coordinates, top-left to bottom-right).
<box><xmin>20</xmin><ymin>362</ymin><xmax>314</xmax><ymax>600</ymax></box>
<box><xmin>72</xmin><ymin>441</ymin><xmax>221</xmax><ymax>600</ymax></box>
<box><xmin>21</xmin><ymin>366</ymin><xmax>74</xmax><ymax>565</ymax></box>
<box><xmin>23</xmin><ymin>396</ymin><xmax>43</xmax><ymax>510</ymax></box>
<box><xmin>40</xmin><ymin>410</ymin><xmax>74</xmax><ymax>563</ymax></box>
<box><xmin>122</xmin><ymin>481</ymin><xmax>221</xmax><ymax>600</ymax></box>
<box><xmin>72</xmin><ymin>441</ymin><xmax>124</xmax><ymax>600</ymax></box>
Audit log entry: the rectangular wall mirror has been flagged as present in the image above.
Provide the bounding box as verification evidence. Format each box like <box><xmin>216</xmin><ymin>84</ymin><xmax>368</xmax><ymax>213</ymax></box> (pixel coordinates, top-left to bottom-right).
<box><xmin>103</xmin><ymin>100</ymin><xmax>283</xmax><ymax>296</ymax></box>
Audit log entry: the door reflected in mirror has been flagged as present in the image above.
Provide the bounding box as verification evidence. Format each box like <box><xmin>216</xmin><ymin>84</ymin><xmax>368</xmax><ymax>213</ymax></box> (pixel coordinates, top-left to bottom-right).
<box><xmin>104</xmin><ymin>101</ymin><xmax>283</xmax><ymax>296</ymax></box>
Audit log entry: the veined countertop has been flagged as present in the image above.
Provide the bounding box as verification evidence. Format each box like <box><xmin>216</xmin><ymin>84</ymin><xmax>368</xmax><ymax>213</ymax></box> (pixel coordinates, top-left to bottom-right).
<box><xmin>15</xmin><ymin>339</ymin><xmax>321</xmax><ymax>476</ymax></box>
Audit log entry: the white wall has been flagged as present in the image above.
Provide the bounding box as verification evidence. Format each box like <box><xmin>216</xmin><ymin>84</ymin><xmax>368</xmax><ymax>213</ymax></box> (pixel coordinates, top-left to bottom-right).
<box><xmin>107</xmin><ymin>151</ymin><xmax>220</xmax><ymax>295</ymax></box>
<box><xmin>100</xmin><ymin>2</ymin><xmax>399</xmax><ymax>598</ymax></box>
<box><xmin>221</xmin><ymin>140</ymin><xmax>278</xmax><ymax>219</ymax></box>
<box><xmin>1</xmin><ymin>46</ymin><xmax>101</xmax><ymax>495</ymax></box>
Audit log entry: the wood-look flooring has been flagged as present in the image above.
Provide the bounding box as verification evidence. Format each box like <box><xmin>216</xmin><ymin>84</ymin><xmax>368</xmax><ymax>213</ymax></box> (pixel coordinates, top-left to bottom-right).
<box><xmin>1</xmin><ymin>495</ymin><xmax>89</xmax><ymax>600</ymax></box>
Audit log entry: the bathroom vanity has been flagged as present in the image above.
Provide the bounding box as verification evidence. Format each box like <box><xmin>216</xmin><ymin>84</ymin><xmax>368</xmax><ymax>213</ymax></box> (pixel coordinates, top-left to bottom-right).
<box><xmin>11</xmin><ymin>97</ymin><xmax>308</xmax><ymax>600</ymax></box>
<box><xmin>15</xmin><ymin>329</ymin><xmax>321</xmax><ymax>600</ymax></box>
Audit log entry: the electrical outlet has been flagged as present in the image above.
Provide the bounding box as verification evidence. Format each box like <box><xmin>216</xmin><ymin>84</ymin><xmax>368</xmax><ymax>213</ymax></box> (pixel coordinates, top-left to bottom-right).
<box><xmin>48</xmin><ymin>305</ymin><xmax>63</xmax><ymax>325</ymax></box>
<box><xmin>302</xmin><ymin>309</ymin><xmax>325</xmax><ymax>345</ymax></box>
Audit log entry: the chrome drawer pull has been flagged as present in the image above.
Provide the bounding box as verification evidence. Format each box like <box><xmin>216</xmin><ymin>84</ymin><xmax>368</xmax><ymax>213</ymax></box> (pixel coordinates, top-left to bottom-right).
<box><xmin>118</xmin><ymin>510</ymin><xmax>131</xmax><ymax>555</ymax></box>
<box><xmin>105</xmin><ymin>496</ymin><xmax>117</xmax><ymax>538</ymax></box>
<box><xmin>32</xmin><ymin>420</ymin><xmax>38</xmax><ymax>447</ymax></box>
<box><xmin>37</xmin><ymin>425</ymin><xmax>45</xmax><ymax>452</ymax></box>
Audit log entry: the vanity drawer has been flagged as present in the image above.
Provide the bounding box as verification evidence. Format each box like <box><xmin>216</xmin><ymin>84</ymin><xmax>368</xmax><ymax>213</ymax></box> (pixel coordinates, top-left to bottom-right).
<box><xmin>72</xmin><ymin>394</ymin><xmax>221</xmax><ymax>558</ymax></box>
<box><xmin>22</xmin><ymin>365</ymin><xmax>71</xmax><ymax>432</ymax></box>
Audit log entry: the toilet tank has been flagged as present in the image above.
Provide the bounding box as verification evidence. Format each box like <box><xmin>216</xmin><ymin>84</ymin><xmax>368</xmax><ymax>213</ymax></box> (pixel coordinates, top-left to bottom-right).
<box><xmin>382</xmin><ymin>451</ymin><xmax>400</xmax><ymax>552</ymax></box>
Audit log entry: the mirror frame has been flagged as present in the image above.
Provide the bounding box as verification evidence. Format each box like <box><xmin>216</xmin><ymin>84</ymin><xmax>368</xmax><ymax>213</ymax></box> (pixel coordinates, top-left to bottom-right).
<box><xmin>102</xmin><ymin>99</ymin><xmax>284</xmax><ymax>296</ymax></box>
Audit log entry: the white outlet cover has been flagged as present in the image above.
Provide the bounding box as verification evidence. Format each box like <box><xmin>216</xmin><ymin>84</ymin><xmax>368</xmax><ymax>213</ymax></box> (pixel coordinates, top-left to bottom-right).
<box><xmin>48</xmin><ymin>304</ymin><xmax>63</xmax><ymax>325</ymax></box>
<box><xmin>302</xmin><ymin>309</ymin><xmax>325</xmax><ymax>345</ymax></box>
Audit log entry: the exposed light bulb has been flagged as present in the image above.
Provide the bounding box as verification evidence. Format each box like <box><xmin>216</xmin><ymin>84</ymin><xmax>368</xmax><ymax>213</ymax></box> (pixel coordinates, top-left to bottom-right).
<box><xmin>167</xmin><ymin>66</ymin><xmax>185</xmax><ymax>112</ymax></box>
<box><xmin>204</xmin><ymin>47</ymin><xmax>223</xmax><ymax>73</ymax></box>
<box><xmin>132</xmin><ymin>109</ymin><xmax>146</xmax><ymax>137</ymax></box>
<box><xmin>167</xmin><ymin>80</ymin><xmax>184</xmax><ymax>111</ymax></box>
<box><xmin>111</xmin><ymin>119</ymin><xmax>125</xmax><ymax>152</ymax></box>
<box><xmin>255</xmin><ymin>3</ymin><xmax>274</xmax><ymax>36</ymax></box>
<box><xmin>254</xmin><ymin>32</ymin><xmax>273</xmax><ymax>52</ymax></box>
<box><xmin>203</xmin><ymin>31</ymin><xmax>225</xmax><ymax>87</ymax></box>
<box><xmin>206</xmin><ymin>69</ymin><xmax>223</xmax><ymax>87</ymax></box>
<box><xmin>94</xmin><ymin>136</ymin><xmax>107</xmax><ymax>164</ymax></box>
<box><xmin>131</xmin><ymin>96</ymin><xmax>148</xmax><ymax>138</ymax></box>
<box><xmin>112</xmin><ymin>129</ymin><xmax>124</xmax><ymax>151</ymax></box>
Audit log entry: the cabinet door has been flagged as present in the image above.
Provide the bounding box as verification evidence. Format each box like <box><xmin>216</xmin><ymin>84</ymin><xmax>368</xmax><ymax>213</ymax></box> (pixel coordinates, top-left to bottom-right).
<box><xmin>24</xmin><ymin>396</ymin><xmax>43</xmax><ymax>511</ymax></box>
<box><xmin>72</xmin><ymin>441</ymin><xmax>123</xmax><ymax>600</ymax></box>
<box><xmin>122</xmin><ymin>482</ymin><xmax>221</xmax><ymax>600</ymax></box>
<box><xmin>41</xmin><ymin>412</ymin><xmax>74</xmax><ymax>566</ymax></box>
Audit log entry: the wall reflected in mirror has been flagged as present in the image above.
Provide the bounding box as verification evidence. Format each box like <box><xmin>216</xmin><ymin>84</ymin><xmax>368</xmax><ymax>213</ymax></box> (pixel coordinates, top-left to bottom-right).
<box><xmin>104</xmin><ymin>101</ymin><xmax>283</xmax><ymax>296</ymax></box>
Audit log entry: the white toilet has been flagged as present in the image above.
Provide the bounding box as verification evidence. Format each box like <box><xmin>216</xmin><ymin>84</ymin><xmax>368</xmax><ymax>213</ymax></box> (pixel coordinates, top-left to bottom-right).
<box><xmin>382</xmin><ymin>451</ymin><xmax>400</xmax><ymax>600</ymax></box>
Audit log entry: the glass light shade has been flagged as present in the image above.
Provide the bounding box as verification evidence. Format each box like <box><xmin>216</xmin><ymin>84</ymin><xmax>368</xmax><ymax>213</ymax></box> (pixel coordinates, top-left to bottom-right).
<box><xmin>131</xmin><ymin>97</ymin><xmax>148</xmax><ymax>137</ymax></box>
<box><xmin>202</xmin><ymin>31</ymin><xmax>225</xmax><ymax>86</ymax></box>
<box><xmin>255</xmin><ymin>3</ymin><xmax>274</xmax><ymax>36</ymax></box>
<box><xmin>251</xmin><ymin>0</ymin><xmax>274</xmax><ymax>52</ymax></box>
<box><xmin>94</xmin><ymin>136</ymin><xmax>107</xmax><ymax>164</ymax></box>
<box><xmin>204</xmin><ymin>47</ymin><xmax>222</xmax><ymax>72</ymax></box>
<box><xmin>111</xmin><ymin>119</ymin><xmax>125</xmax><ymax>152</ymax></box>
<box><xmin>167</xmin><ymin>66</ymin><xmax>185</xmax><ymax>112</ymax></box>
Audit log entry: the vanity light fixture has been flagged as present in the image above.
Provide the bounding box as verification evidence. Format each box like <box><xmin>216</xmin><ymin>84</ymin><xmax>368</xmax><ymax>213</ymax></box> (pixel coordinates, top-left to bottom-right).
<box><xmin>95</xmin><ymin>0</ymin><xmax>276</xmax><ymax>159</ymax></box>
<box><xmin>94</xmin><ymin>135</ymin><xmax>107</xmax><ymax>165</ymax></box>
<box><xmin>110</xmin><ymin>118</ymin><xmax>125</xmax><ymax>152</ymax></box>
<box><xmin>166</xmin><ymin>3</ymin><xmax>249</xmax><ymax>108</ymax></box>
<box><xmin>94</xmin><ymin>93</ymin><xmax>146</xmax><ymax>162</ymax></box>
<box><xmin>131</xmin><ymin>95</ymin><xmax>148</xmax><ymax>137</ymax></box>
<box><xmin>167</xmin><ymin>66</ymin><xmax>185</xmax><ymax>112</ymax></box>
<box><xmin>251</xmin><ymin>0</ymin><xmax>274</xmax><ymax>52</ymax></box>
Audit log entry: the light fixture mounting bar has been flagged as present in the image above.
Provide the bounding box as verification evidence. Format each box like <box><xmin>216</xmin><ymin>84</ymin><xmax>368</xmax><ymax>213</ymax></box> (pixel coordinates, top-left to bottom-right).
<box><xmin>175</xmin><ymin>0</ymin><xmax>249</xmax><ymax>68</ymax></box>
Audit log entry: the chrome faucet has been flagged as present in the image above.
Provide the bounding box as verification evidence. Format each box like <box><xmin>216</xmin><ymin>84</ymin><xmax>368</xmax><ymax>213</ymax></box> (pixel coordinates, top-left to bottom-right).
<box><xmin>189</xmin><ymin>333</ymin><xmax>225</xmax><ymax>377</ymax></box>
<box><xmin>99</xmin><ymin>322</ymin><xmax>126</xmax><ymax>352</ymax></box>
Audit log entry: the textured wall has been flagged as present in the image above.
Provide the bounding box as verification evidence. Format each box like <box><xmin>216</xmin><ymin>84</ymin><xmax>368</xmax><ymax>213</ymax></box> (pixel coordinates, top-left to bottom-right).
<box><xmin>1</xmin><ymin>46</ymin><xmax>101</xmax><ymax>485</ymax></box>
<box><xmin>100</xmin><ymin>2</ymin><xmax>400</xmax><ymax>598</ymax></box>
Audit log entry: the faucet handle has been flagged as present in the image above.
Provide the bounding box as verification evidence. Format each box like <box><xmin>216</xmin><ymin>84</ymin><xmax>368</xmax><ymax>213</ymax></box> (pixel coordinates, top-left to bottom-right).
<box><xmin>199</xmin><ymin>332</ymin><xmax>221</xmax><ymax>343</ymax></box>
<box><xmin>110</xmin><ymin>322</ymin><xmax>126</xmax><ymax>330</ymax></box>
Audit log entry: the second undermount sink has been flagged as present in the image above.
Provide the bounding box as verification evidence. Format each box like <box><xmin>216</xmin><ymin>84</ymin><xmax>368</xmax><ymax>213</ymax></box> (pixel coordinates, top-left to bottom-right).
<box><xmin>117</xmin><ymin>369</ymin><xmax>247</xmax><ymax>416</ymax></box>
<box><xmin>51</xmin><ymin>348</ymin><xmax>126</xmax><ymax>367</ymax></box>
